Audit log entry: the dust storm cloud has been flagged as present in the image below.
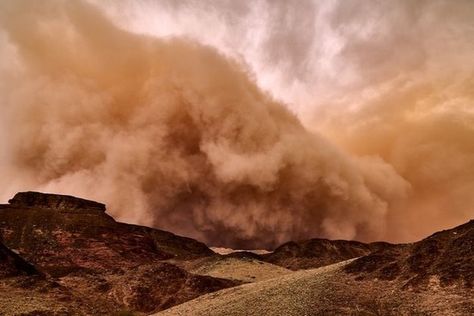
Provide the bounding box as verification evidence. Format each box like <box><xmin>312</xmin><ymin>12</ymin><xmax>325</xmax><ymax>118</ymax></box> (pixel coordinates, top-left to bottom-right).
<box><xmin>303</xmin><ymin>0</ymin><xmax>474</xmax><ymax>241</ymax></box>
<box><xmin>0</xmin><ymin>0</ymin><xmax>472</xmax><ymax>248</ymax></box>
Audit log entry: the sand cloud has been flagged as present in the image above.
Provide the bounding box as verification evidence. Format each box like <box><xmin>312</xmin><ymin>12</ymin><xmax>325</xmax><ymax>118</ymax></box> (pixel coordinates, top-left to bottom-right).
<box><xmin>0</xmin><ymin>0</ymin><xmax>472</xmax><ymax>248</ymax></box>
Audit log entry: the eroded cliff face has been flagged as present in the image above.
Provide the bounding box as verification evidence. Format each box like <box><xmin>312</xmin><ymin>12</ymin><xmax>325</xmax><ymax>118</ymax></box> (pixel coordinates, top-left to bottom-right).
<box><xmin>0</xmin><ymin>191</ymin><xmax>214</xmax><ymax>270</ymax></box>
<box><xmin>0</xmin><ymin>191</ymin><xmax>237</xmax><ymax>315</ymax></box>
<box><xmin>8</xmin><ymin>191</ymin><xmax>106</xmax><ymax>212</ymax></box>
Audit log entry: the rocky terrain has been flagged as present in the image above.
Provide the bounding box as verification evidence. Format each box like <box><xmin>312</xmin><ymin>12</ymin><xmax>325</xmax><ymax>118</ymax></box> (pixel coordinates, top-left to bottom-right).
<box><xmin>0</xmin><ymin>192</ymin><xmax>236</xmax><ymax>315</ymax></box>
<box><xmin>345</xmin><ymin>219</ymin><xmax>474</xmax><ymax>288</ymax></box>
<box><xmin>0</xmin><ymin>191</ymin><xmax>472</xmax><ymax>315</ymax></box>
<box><xmin>155</xmin><ymin>258</ymin><xmax>473</xmax><ymax>316</ymax></box>
<box><xmin>155</xmin><ymin>220</ymin><xmax>474</xmax><ymax>316</ymax></box>
<box><xmin>1</xmin><ymin>192</ymin><xmax>215</xmax><ymax>271</ymax></box>
<box><xmin>0</xmin><ymin>237</ymin><xmax>107</xmax><ymax>315</ymax></box>
<box><xmin>259</xmin><ymin>238</ymin><xmax>394</xmax><ymax>270</ymax></box>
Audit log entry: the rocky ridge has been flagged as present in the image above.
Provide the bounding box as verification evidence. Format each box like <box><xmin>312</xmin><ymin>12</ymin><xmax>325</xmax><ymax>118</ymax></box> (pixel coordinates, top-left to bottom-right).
<box><xmin>345</xmin><ymin>219</ymin><xmax>474</xmax><ymax>288</ymax></box>
<box><xmin>0</xmin><ymin>192</ymin><xmax>235</xmax><ymax>315</ymax></box>
<box><xmin>0</xmin><ymin>191</ymin><xmax>472</xmax><ymax>315</ymax></box>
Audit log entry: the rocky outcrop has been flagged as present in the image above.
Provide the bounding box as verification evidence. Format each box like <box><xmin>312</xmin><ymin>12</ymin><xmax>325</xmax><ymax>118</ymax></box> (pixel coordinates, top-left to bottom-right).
<box><xmin>7</xmin><ymin>191</ymin><xmax>106</xmax><ymax>212</ymax></box>
<box><xmin>345</xmin><ymin>220</ymin><xmax>474</xmax><ymax>288</ymax></box>
<box><xmin>0</xmin><ymin>191</ymin><xmax>229</xmax><ymax>315</ymax></box>
<box><xmin>0</xmin><ymin>191</ymin><xmax>214</xmax><ymax>275</ymax></box>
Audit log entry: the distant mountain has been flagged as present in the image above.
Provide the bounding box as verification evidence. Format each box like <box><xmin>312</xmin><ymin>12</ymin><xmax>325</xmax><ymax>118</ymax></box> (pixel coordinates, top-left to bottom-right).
<box><xmin>211</xmin><ymin>238</ymin><xmax>390</xmax><ymax>271</ymax></box>
<box><xmin>260</xmin><ymin>238</ymin><xmax>394</xmax><ymax>270</ymax></box>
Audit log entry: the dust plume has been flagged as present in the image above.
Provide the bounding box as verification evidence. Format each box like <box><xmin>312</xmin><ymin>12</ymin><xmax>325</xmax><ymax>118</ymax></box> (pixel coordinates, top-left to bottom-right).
<box><xmin>0</xmin><ymin>0</ymin><xmax>471</xmax><ymax>248</ymax></box>
<box><xmin>110</xmin><ymin>0</ymin><xmax>474</xmax><ymax>243</ymax></box>
<box><xmin>307</xmin><ymin>0</ymin><xmax>474</xmax><ymax>241</ymax></box>
<box><xmin>0</xmin><ymin>0</ymin><xmax>411</xmax><ymax>248</ymax></box>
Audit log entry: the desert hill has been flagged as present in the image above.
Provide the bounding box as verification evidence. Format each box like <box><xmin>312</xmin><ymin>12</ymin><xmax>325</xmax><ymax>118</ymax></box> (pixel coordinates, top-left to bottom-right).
<box><xmin>156</xmin><ymin>220</ymin><xmax>474</xmax><ymax>316</ymax></box>
<box><xmin>0</xmin><ymin>191</ymin><xmax>472</xmax><ymax>315</ymax></box>
<box><xmin>209</xmin><ymin>238</ymin><xmax>394</xmax><ymax>271</ymax></box>
<box><xmin>0</xmin><ymin>191</ymin><xmax>214</xmax><ymax>274</ymax></box>
<box><xmin>259</xmin><ymin>238</ymin><xmax>394</xmax><ymax>270</ymax></box>
<box><xmin>0</xmin><ymin>192</ymin><xmax>236</xmax><ymax>315</ymax></box>
<box><xmin>345</xmin><ymin>219</ymin><xmax>474</xmax><ymax>288</ymax></box>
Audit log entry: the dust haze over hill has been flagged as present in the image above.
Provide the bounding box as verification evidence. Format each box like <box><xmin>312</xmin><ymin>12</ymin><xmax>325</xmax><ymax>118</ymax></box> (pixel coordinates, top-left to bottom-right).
<box><xmin>0</xmin><ymin>0</ymin><xmax>473</xmax><ymax>248</ymax></box>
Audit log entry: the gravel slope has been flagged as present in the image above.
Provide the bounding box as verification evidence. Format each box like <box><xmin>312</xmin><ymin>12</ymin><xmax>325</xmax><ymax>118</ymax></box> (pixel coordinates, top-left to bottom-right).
<box><xmin>154</xmin><ymin>259</ymin><xmax>473</xmax><ymax>316</ymax></box>
<box><xmin>154</xmin><ymin>261</ymin><xmax>346</xmax><ymax>316</ymax></box>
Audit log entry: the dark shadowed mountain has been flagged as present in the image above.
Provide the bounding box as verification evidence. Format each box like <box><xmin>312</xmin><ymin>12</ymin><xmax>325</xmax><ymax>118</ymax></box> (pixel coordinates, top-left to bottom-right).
<box><xmin>0</xmin><ymin>191</ymin><xmax>236</xmax><ymax>315</ymax></box>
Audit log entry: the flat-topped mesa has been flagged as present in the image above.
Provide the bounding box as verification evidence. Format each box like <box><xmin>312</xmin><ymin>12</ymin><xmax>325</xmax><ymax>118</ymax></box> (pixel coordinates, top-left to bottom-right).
<box><xmin>8</xmin><ymin>191</ymin><xmax>106</xmax><ymax>212</ymax></box>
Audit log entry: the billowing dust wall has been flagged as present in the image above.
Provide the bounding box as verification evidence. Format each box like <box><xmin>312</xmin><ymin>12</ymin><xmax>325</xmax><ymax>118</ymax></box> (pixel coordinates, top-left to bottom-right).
<box><xmin>0</xmin><ymin>0</ymin><xmax>472</xmax><ymax>248</ymax></box>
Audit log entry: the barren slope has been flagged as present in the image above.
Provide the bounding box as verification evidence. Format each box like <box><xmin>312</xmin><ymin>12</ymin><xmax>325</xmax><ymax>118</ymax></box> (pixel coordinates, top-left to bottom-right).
<box><xmin>155</xmin><ymin>220</ymin><xmax>474</xmax><ymax>316</ymax></box>
<box><xmin>0</xmin><ymin>239</ymin><xmax>109</xmax><ymax>315</ymax></box>
<box><xmin>345</xmin><ymin>219</ymin><xmax>474</xmax><ymax>288</ymax></box>
<box><xmin>156</xmin><ymin>259</ymin><xmax>473</xmax><ymax>316</ymax></box>
<box><xmin>179</xmin><ymin>256</ymin><xmax>291</xmax><ymax>283</ymax></box>
<box><xmin>0</xmin><ymin>192</ymin><xmax>236</xmax><ymax>315</ymax></box>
